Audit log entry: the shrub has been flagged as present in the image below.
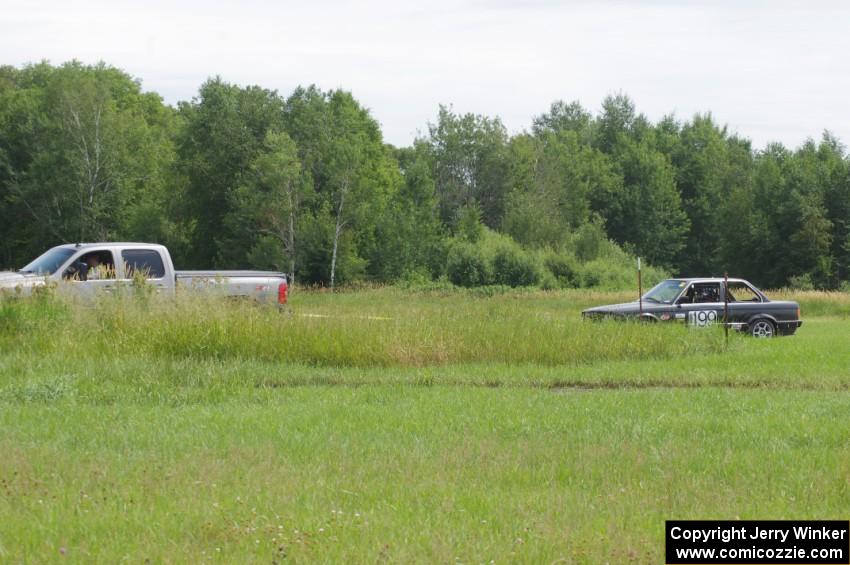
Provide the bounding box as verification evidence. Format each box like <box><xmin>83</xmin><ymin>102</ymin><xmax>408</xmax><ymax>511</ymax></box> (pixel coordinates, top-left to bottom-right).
<box><xmin>396</xmin><ymin>268</ymin><xmax>433</xmax><ymax>287</ymax></box>
<box><xmin>444</xmin><ymin>228</ymin><xmax>667</xmax><ymax>291</ymax></box>
<box><xmin>787</xmin><ymin>273</ymin><xmax>815</xmax><ymax>291</ymax></box>
<box><xmin>539</xmin><ymin>270</ymin><xmax>559</xmax><ymax>291</ymax></box>
<box><xmin>446</xmin><ymin>241</ymin><xmax>493</xmax><ymax>287</ymax></box>
<box><xmin>395</xmin><ymin>271</ymin><xmax>456</xmax><ymax>292</ymax></box>
<box><xmin>571</xmin><ymin>219</ymin><xmax>607</xmax><ymax>262</ymax></box>
<box><xmin>492</xmin><ymin>243</ymin><xmax>541</xmax><ymax>287</ymax></box>
<box><xmin>579</xmin><ymin>264</ymin><xmax>604</xmax><ymax>288</ymax></box>
<box><xmin>577</xmin><ymin>256</ymin><xmax>667</xmax><ymax>290</ymax></box>
<box><xmin>456</xmin><ymin>203</ymin><xmax>485</xmax><ymax>243</ymax></box>
<box><xmin>543</xmin><ymin>252</ymin><xmax>579</xmax><ymax>288</ymax></box>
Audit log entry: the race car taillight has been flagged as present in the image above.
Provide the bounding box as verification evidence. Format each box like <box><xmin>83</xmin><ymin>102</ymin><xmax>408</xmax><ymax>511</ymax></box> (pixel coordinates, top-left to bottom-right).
<box><xmin>278</xmin><ymin>281</ymin><xmax>288</xmax><ymax>305</ymax></box>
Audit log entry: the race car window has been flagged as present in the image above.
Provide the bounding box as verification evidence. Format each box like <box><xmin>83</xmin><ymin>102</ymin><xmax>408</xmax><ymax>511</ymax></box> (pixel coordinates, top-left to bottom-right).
<box><xmin>643</xmin><ymin>279</ymin><xmax>687</xmax><ymax>304</ymax></box>
<box><xmin>726</xmin><ymin>281</ymin><xmax>761</xmax><ymax>302</ymax></box>
<box><xmin>679</xmin><ymin>282</ymin><xmax>721</xmax><ymax>304</ymax></box>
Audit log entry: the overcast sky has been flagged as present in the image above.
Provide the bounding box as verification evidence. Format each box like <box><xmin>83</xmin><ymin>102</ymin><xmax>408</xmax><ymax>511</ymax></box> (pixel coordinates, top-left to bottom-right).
<box><xmin>2</xmin><ymin>0</ymin><xmax>848</xmax><ymax>149</ymax></box>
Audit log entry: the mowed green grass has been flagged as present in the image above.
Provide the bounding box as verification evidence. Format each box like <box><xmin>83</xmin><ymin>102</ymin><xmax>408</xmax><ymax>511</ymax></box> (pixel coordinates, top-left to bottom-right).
<box><xmin>1</xmin><ymin>287</ymin><xmax>849</xmax><ymax>562</ymax></box>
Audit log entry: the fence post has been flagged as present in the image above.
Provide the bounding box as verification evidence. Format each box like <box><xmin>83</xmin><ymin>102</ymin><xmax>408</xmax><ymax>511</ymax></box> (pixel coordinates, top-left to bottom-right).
<box><xmin>724</xmin><ymin>271</ymin><xmax>729</xmax><ymax>348</ymax></box>
<box><xmin>638</xmin><ymin>257</ymin><xmax>643</xmax><ymax>318</ymax></box>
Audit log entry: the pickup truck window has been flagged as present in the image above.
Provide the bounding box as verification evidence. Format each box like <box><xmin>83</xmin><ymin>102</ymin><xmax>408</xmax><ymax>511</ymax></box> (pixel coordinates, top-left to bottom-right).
<box><xmin>122</xmin><ymin>249</ymin><xmax>165</xmax><ymax>279</ymax></box>
<box><xmin>20</xmin><ymin>248</ymin><xmax>75</xmax><ymax>275</ymax></box>
<box><xmin>72</xmin><ymin>251</ymin><xmax>117</xmax><ymax>280</ymax></box>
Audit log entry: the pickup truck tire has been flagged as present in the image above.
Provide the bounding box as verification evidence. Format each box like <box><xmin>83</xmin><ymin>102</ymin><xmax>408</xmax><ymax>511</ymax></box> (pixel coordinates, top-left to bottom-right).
<box><xmin>749</xmin><ymin>318</ymin><xmax>775</xmax><ymax>338</ymax></box>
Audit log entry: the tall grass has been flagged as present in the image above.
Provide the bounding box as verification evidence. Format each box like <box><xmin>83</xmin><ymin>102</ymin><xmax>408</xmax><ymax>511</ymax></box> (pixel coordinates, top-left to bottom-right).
<box><xmin>0</xmin><ymin>287</ymin><xmax>731</xmax><ymax>368</ymax></box>
<box><xmin>770</xmin><ymin>289</ymin><xmax>850</xmax><ymax>317</ymax></box>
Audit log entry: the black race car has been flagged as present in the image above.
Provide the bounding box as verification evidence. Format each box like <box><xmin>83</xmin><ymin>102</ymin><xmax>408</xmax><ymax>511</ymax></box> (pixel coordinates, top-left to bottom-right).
<box><xmin>582</xmin><ymin>278</ymin><xmax>802</xmax><ymax>337</ymax></box>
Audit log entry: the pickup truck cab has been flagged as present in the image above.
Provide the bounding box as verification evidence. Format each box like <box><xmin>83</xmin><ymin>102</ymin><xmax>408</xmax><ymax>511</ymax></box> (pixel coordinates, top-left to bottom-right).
<box><xmin>2</xmin><ymin>242</ymin><xmax>288</xmax><ymax>305</ymax></box>
<box><xmin>582</xmin><ymin>277</ymin><xmax>802</xmax><ymax>337</ymax></box>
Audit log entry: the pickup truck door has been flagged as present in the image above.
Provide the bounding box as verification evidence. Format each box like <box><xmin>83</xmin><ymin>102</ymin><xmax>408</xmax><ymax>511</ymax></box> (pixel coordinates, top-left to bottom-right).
<box><xmin>60</xmin><ymin>248</ymin><xmax>119</xmax><ymax>297</ymax></box>
<box><xmin>117</xmin><ymin>248</ymin><xmax>170</xmax><ymax>292</ymax></box>
<box><xmin>676</xmin><ymin>282</ymin><xmax>723</xmax><ymax>327</ymax></box>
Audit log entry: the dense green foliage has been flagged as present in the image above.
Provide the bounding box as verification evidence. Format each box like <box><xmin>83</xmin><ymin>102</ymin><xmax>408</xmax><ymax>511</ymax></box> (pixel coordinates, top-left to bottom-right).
<box><xmin>2</xmin><ymin>61</ymin><xmax>849</xmax><ymax>288</ymax></box>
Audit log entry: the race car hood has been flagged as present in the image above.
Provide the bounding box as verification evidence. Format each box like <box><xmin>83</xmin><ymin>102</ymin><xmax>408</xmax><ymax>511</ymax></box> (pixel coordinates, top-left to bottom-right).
<box><xmin>582</xmin><ymin>301</ymin><xmax>643</xmax><ymax>315</ymax></box>
<box><xmin>582</xmin><ymin>300</ymin><xmax>673</xmax><ymax>316</ymax></box>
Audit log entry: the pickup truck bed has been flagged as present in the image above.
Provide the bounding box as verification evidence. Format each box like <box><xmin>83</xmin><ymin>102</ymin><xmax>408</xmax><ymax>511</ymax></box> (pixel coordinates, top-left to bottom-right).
<box><xmin>176</xmin><ymin>270</ymin><xmax>288</xmax><ymax>304</ymax></box>
<box><xmin>176</xmin><ymin>270</ymin><xmax>288</xmax><ymax>278</ymax></box>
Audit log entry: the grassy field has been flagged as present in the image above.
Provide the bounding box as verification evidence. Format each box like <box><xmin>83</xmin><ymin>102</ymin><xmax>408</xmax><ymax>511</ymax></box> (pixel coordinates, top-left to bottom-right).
<box><xmin>1</xmin><ymin>287</ymin><xmax>849</xmax><ymax>562</ymax></box>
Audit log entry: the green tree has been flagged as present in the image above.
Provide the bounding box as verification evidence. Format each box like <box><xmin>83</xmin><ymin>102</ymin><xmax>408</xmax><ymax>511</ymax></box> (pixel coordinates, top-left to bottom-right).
<box><xmin>176</xmin><ymin>77</ymin><xmax>285</xmax><ymax>267</ymax></box>
<box><xmin>748</xmin><ymin>143</ymin><xmax>833</xmax><ymax>287</ymax></box>
<box><xmin>422</xmin><ymin>105</ymin><xmax>510</xmax><ymax>230</ymax></box>
<box><xmin>282</xmin><ymin>87</ymin><xmax>393</xmax><ymax>287</ymax></box>
<box><xmin>813</xmin><ymin>134</ymin><xmax>850</xmax><ymax>285</ymax></box>
<box><xmin>503</xmin><ymin>131</ymin><xmax>620</xmax><ymax>249</ymax></box>
<box><xmin>667</xmin><ymin>114</ymin><xmax>740</xmax><ymax>274</ymax></box>
<box><xmin>324</xmin><ymin>91</ymin><xmax>387</xmax><ymax>288</ymax></box>
<box><xmin>607</xmin><ymin>137</ymin><xmax>689</xmax><ymax>267</ymax></box>
<box><xmin>594</xmin><ymin>93</ymin><xmax>652</xmax><ymax>153</ymax></box>
<box><xmin>228</xmin><ymin>130</ymin><xmax>307</xmax><ymax>281</ymax></box>
<box><xmin>531</xmin><ymin>100</ymin><xmax>593</xmax><ymax>142</ymax></box>
<box><xmin>0</xmin><ymin>61</ymin><xmax>175</xmax><ymax>265</ymax></box>
<box><xmin>369</xmin><ymin>145</ymin><xmax>446</xmax><ymax>280</ymax></box>
<box><xmin>714</xmin><ymin>137</ymin><xmax>758</xmax><ymax>279</ymax></box>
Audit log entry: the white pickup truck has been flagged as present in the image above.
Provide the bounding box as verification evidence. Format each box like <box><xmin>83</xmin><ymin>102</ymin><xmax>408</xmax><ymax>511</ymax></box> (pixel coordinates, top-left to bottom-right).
<box><xmin>0</xmin><ymin>242</ymin><xmax>288</xmax><ymax>305</ymax></box>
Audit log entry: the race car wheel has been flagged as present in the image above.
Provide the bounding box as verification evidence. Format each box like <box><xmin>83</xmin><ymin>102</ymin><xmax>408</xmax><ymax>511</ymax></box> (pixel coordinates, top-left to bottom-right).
<box><xmin>749</xmin><ymin>318</ymin><xmax>775</xmax><ymax>338</ymax></box>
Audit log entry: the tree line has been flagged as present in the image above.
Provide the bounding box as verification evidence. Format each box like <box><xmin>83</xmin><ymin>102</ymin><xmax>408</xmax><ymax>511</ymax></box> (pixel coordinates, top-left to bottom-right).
<box><xmin>1</xmin><ymin>61</ymin><xmax>848</xmax><ymax>290</ymax></box>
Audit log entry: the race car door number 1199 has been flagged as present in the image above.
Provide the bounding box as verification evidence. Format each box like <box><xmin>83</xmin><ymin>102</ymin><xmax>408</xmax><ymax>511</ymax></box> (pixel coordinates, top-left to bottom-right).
<box><xmin>688</xmin><ymin>310</ymin><xmax>718</xmax><ymax>327</ymax></box>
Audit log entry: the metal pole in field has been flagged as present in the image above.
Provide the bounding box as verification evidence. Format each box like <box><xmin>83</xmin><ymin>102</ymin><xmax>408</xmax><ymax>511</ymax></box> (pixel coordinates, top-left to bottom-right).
<box><xmin>638</xmin><ymin>257</ymin><xmax>643</xmax><ymax>317</ymax></box>
<box><xmin>724</xmin><ymin>271</ymin><xmax>729</xmax><ymax>348</ymax></box>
